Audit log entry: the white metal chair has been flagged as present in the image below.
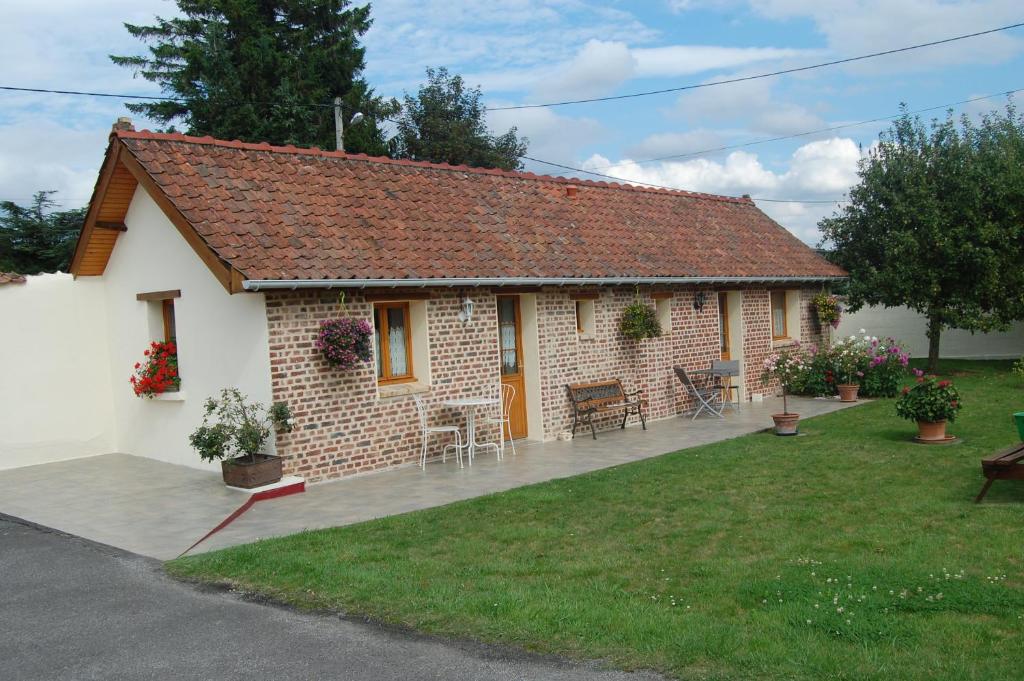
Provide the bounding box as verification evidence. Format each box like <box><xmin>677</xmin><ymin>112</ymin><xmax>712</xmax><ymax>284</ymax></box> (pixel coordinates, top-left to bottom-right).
<box><xmin>483</xmin><ymin>383</ymin><xmax>516</xmax><ymax>459</ymax></box>
<box><xmin>413</xmin><ymin>394</ymin><xmax>463</xmax><ymax>469</ymax></box>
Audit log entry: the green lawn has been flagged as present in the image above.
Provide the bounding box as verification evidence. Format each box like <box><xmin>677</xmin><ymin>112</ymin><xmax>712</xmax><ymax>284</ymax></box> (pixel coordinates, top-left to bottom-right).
<box><xmin>168</xmin><ymin>360</ymin><xmax>1024</xmax><ymax>680</ymax></box>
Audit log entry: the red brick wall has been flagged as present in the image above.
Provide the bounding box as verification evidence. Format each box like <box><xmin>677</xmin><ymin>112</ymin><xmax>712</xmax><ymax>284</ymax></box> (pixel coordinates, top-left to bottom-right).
<box><xmin>265</xmin><ymin>285</ymin><xmax>826</xmax><ymax>481</ymax></box>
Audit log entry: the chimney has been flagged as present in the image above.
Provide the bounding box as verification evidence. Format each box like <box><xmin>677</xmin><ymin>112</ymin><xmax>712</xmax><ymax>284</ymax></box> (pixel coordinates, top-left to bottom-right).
<box><xmin>112</xmin><ymin>116</ymin><xmax>135</xmax><ymax>133</ymax></box>
<box><xmin>565</xmin><ymin>184</ymin><xmax>578</xmax><ymax>199</ymax></box>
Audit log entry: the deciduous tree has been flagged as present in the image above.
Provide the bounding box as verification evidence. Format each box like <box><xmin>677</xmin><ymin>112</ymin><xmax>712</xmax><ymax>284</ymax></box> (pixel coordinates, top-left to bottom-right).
<box><xmin>820</xmin><ymin>105</ymin><xmax>1024</xmax><ymax>371</ymax></box>
<box><xmin>392</xmin><ymin>67</ymin><xmax>527</xmax><ymax>170</ymax></box>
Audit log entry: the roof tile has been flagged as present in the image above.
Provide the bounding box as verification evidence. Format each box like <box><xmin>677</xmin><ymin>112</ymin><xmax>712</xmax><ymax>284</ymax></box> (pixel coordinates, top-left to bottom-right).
<box><xmin>115</xmin><ymin>130</ymin><xmax>846</xmax><ymax>282</ymax></box>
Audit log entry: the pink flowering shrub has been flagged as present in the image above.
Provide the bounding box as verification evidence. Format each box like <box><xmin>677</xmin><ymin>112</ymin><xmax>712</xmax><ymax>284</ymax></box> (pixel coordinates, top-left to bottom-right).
<box><xmin>316</xmin><ymin>318</ymin><xmax>373</xmax><ymax>369</ymax></box>
<box><xmin>761</xmin><ymin>346</ymin><xmax>810</xmax><ymax>414</ymax></box>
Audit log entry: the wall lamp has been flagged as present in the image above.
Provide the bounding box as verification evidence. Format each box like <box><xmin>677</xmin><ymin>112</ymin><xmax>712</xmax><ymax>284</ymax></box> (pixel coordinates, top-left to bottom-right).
<box><xmin>458</xmin><ymin>296</ymin><xmax>475</xmax><ymax>323</ymax></box>
<box><xmin>693</xmin><ymin>290</ymin><xmax>708</xmax><ymax>312</ymax></box>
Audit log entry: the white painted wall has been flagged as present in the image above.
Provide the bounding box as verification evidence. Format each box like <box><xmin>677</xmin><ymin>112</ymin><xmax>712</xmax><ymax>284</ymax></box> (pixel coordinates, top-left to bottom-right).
<box><xmin>100</xmin><ymin>188</ymin><xmax>275</xmax><ymax>470</ymax></box>
<box><xmin>0</xmin><ymin>274</ymin><xmax>117</xmax><ymax>469</ymax></box>
<box><xmin>838</xmin><ymin>305</ymin><xmax>1024</xmax><ymax>360</ymax></box>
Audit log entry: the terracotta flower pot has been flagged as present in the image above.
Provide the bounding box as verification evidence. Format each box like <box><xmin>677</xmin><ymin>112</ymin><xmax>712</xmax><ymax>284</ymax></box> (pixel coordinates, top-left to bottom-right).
<box><xmin>837</xmin><ymin>384</ymin><xmax>860</xmax><ymax>402</ymax></box>
<box><xmin>221</xmin><ymin>454</ymin><xmax>283</xmax><ymax>489</ymax></box>
<box><xmin>916</xmin><ymin>420</ymin><xmax>948</xmax><ymax>442</ymax></box>
<box><xmin>772</xmin><ymin>413</ymin><xmax>800</xmax><ymax>436</ymax></box>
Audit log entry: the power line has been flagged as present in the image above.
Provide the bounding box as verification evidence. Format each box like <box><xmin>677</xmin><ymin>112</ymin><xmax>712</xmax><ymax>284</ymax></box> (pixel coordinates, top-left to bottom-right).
<box><xmin>489</xmin><ymin>22</ymin><xmax>1024</xmax><ymax>111</ymax></box>
<box><xmin>589</xmin><ymin>87</ymin><xmax>1024</xmax><ymax>170</ymax></box>
<box><xmin>0</xmin><ymin>85</ymin><xmax>334</xmax><ymax>108</ymax></box>
<box><xmin>521</xmin><ymin>155</ymin><xmax>845</xmax><ymax>204</ymax></box>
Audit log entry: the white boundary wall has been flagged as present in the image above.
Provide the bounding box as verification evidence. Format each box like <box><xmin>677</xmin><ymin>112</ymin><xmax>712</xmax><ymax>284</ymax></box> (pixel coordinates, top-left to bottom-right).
<box><xmin>0</xmin><ymin>273</ymin><xmax>117</xmax><ymax>469</ymax></box>
<box><xmin>0</xmin><ymin>186</ymin><xmax>275</xmax><ymax>471</ymax></box>
<box><xmin>838</xmin><ymin>305</ymin><xmax>1024</xmax><ymax>360</ymax></box>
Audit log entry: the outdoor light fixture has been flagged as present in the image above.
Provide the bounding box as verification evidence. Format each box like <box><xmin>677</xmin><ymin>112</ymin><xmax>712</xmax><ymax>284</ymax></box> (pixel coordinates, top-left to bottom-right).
<box><xmin>458</xmin><ymin>297</ymin><xmax>475</xmax><ymax>323</ymax></box>
<box><xmin>693</xmin><ymin>291</ymin><xmax>708</xmax><ymax>312</ymax></box>
<box><xmin>349</xmin><ymin>112</ymin><xmax>365</xmax><ymax>126</ymax></box>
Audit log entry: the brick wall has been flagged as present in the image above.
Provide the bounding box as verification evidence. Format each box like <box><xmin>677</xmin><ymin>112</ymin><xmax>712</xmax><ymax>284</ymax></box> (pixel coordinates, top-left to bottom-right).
<box><xmin>265</xmin><ymin>285</ymin><xmax>826</xmax><ymax>482</ymax></box>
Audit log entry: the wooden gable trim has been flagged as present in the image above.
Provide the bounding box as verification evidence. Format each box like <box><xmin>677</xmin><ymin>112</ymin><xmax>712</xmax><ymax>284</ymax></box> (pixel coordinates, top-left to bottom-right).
<box><xmin>117</xmin><ymin>144</ymin><xmax>241</xmax><ymax>294</ymax></box>
<box><xmin>69</xmin><ymin>140</ymin><xmax>122</xmax><ymax>277</ymax></box>
<box><xmin>136</xmin><ymin>289</ymin><xmax>181</xmax><ymax>302</ymax></box>
<box><xmin>95</xmin><ymin>221</ymin><xmax>127</xmax><ymax>231</ymax></box>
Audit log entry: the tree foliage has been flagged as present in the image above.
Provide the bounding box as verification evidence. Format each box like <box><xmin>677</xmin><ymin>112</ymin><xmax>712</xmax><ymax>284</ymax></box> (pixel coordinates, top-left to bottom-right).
<box><xmin>392</xmin><ymin>67</ymin><xmax>528</xmax><ymax>170</ymax></box>
<box><xmin>819</xmin><ymin>104</ymin><xmax>1024</xmax><ymax>370</ymax></box>
<box><xmin>0</xmin><ymin>192</ymin><xmax>85</xmax><ymax>274</ymax></box>
<box><xmin>111</xmin><ymin>0</ymin><xmax>397</xmax><ymax>155</ymax></box>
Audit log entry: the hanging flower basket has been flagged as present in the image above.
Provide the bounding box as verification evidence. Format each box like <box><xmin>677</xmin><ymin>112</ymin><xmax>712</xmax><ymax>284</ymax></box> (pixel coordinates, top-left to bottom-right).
<box><xmin>620</xmin><ymin>300</ymin><xmax>662</xmax><ymax>341</ymax></box>
<box><xmin>812</xmin><ymin>291</ymin><xmax>842</xmax><ymax>329</ymax></box>
<box><xmin>316</xmin><ymin>318</ymin><xmax>373</xmax><ymax>370</ymax></box>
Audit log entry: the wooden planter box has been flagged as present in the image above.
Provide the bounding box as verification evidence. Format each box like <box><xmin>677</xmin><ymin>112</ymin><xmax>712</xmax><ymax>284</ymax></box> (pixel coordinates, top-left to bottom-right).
<box><xmin>221</xmin><ymin>454</ymin><xmax>283</xmax><ymax>489</ymax></box>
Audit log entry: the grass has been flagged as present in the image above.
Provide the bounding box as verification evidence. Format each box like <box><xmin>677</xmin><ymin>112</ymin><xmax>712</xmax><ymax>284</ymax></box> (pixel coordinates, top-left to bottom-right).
<box><xmin>167</xmin><ymin>360</ymin><xmax>1024</xmax><ymax>680</ymax></box>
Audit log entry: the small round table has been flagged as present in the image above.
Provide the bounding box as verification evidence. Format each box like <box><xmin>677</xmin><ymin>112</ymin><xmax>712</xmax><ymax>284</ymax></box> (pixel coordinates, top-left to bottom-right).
<box><xmin>443</xmin><ymin>396</ymin><xmax>500</xmax><ymax>464</ymax></box>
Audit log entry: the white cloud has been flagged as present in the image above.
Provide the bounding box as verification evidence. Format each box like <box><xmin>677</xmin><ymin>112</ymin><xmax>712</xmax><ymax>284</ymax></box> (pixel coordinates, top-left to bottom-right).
<box><xmin>673</xmin><ymin>77</ymin><xmax>826</xmax><ymax>135</ymax></box>
<box><xmin>633</xmin><ymin>45</ymin><xmax>822</xmax><ymax>77</ymax></box>
<box><xmin>623</xmin><ymin>129</ymin><xmax>729</xmax><ymax>160</ymax></box>
<box><xmin>531</xmin><ymin>40</ymin><xmax>637</xmax><ymax>101</ymax></box>
<box><xmin>489</xmin><ymin>105</ymin><xmax>605</xmax><ymax>166</ymax></box>
<box><xmin>579</xmin><ymin>137</ymin><xmax>861</xmax><ymax>242</ymax></box>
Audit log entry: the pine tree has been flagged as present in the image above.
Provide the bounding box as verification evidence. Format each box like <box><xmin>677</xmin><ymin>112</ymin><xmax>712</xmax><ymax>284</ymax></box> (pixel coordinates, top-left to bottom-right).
<box><xmin>111</xmin><ymin>0</ymin><xmax>397</xmax><ymax>154</ymax></box>
<box><xmin>0</xmin><ymin>192</ymin><xmax>86</xmax><ymax>274</ymax></box>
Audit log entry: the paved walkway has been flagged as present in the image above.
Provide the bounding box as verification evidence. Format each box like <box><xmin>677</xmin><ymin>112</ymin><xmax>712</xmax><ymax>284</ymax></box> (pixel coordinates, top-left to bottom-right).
<box><xmin>0</xmin><ymin>396</ymin><xmax>858</xmax><ymax>559</ymax></box>
<box><xmin>1</xmin><ymin>515</ymin><xmax>662</xmax><ymax>681</ymax></box>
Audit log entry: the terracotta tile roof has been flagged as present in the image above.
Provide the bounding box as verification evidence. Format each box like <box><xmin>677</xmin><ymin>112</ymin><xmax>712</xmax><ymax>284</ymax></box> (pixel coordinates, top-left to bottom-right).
<box><xmin>115</xmin><ymin>130</ymin><xmax>846</xmax><ymax>282</ymax></box>
<box><xmin>0</xmin><ymin>272</ymin><xmax>26</xmax><ymax>285</ymax></box>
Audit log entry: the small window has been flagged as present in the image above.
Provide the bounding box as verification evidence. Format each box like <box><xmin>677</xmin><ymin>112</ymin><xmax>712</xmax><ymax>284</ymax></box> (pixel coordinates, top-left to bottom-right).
<box><xmin>573</xmin><ymin>298</ymin><xmax>595</xmax><ymax>336</ymax></box>
<box><xmin>770</xmin><ymin>291</ymin><xmax>788</xmax><ymax>339</ymax></box>
<box><xmin>655</xmin><ymin>297</ymin><xmax>671</xmax><ymax>333</ymax></box>
<box><xmin>374</xmin><ymin>302</ymin><xmax>414</xmax><ymax>383</ymax></box>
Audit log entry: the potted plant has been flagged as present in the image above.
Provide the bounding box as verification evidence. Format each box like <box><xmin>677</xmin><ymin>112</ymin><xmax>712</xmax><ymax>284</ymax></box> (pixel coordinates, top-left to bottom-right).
<box><xmin>620</xmin><ymin>299</ymin><xmax>662</xmax><ymax>341</ymax></box>
<box><xmin>895</xmin><ymin>370</ymin><xmax>962</xmax><ymax>442</ymax></box>
<box><xmin>189</xmin><ymin>388</ymin><xmax>294</xmax><ymax>488</ymax></box>
<box><xmin>129</xmin><ymin>341</ymin><xmax>180</xmax><ymax>397</ymax></box>
<box><xmin>832</xmin><ymin>332</ymin><xmax>869</xmax><ymax>402</ymax></box>
<box><xmin>761</xmin><ymin>346</ymin><xmax>808</xmax><ymax>435</ymax></box>
<box><xmin>316</xmin><ymin>292</ymin><xmax>374</xmax><ymax>370</ymax></box>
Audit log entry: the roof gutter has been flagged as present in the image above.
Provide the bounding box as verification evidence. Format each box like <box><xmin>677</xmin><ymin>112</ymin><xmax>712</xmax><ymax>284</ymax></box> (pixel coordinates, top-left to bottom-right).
<box><xmin>242</xmin><ymin>275</ymin><xmax>846</xmax><ymax>291</ymax></box>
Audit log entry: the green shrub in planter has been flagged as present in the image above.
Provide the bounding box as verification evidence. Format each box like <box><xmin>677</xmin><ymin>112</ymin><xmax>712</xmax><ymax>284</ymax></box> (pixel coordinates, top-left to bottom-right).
<box><xmin>190</xmin><ymin>388</ymin><xmax>293</xmax><ymax>464</ymax></box>
<box><xmin>895</xmin><ymin>372</ymin><xmax>963</xmax><ymax>424</ymax></box>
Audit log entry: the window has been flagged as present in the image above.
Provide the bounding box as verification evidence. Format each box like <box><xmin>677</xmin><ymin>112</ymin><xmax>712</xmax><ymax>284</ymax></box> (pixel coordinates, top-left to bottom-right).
<box><xmin>770</xmin><ymin>291</ymin><xmax>788</xmax><ymax>339</ymax></box>
<box><xmin>374</xmin><ymin>302</ymin><xmax>414</xmax><ymax>383</ymax></box>
<box><xmin>572</xmin><ymin>297</ymin><xmax>596</xmax><ymax>336</ymax></box>
<box><xmin>654</xmin><ymin>295</ymin><xmax>672</xmax><ymax>333</ymax></box>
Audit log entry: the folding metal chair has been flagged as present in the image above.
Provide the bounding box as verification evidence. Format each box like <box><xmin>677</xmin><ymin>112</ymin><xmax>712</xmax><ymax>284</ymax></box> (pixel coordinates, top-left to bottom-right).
<box><xmin>674</xmin><ymin>366</ymin><xmax>725</xmax><ymax>420</ymax></box>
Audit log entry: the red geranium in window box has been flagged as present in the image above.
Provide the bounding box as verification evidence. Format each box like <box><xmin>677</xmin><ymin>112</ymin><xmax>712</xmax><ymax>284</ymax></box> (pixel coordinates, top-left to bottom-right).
<box><xmin>130</xmin><ymin>341</ymin><xmax>181</xmax><ymax>397</ymax></box>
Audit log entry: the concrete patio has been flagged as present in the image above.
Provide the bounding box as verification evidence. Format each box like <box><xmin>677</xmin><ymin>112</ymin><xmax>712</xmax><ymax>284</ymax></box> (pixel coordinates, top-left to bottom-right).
<box><xmin>0</xmin><ymin>396</ymin><xmax>860</xmax><ymax>559</ymax></box>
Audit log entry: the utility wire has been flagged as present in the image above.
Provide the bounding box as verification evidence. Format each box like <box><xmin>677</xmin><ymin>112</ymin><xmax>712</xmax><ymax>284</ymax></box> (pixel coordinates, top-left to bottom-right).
<box><xmin>589</xmin><ymin>87</ymin><xmax>1024</xmax><ymax>170</ymax></box>
<box><xmin>489</xmin><ymin>22</ymin><xmax>1024</xmax><ymax>110</ymax></box>
<box><xmin>521</xmin><ymin>155</ymin><xmax>845</xmax><ymax>204</ymax></box>
<box><xmin>0</xmin><ymin>85</ymin><xmax>334</xmax><ymax>108</ymax></box>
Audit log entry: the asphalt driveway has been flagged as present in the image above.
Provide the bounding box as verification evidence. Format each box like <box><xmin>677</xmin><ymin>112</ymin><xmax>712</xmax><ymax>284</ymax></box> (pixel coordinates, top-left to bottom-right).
<box><xmin>0</xmin><ymin>515</ymin><xmax>661</xmax><ymax>681</ymax></box>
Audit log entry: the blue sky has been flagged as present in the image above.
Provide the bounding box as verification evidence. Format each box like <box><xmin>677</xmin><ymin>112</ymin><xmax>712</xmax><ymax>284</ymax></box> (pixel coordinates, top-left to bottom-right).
<box><xmin>2</xmin><ymin>0</ymin><xmax>1023</xmax><ymax>243</ymax></box>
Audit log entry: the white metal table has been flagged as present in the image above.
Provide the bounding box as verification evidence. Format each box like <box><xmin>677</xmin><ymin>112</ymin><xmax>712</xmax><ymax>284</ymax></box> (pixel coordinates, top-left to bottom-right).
<box><xmin>443</xmin><ymin>396</ymin><xmax>500</xmax><ymax>464</ymax></box>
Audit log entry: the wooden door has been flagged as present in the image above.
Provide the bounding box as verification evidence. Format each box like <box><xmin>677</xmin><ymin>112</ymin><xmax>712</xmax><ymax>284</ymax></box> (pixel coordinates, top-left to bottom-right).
<box><xmin>497</xmin><ymin>295</ymin><xmax>528</xmax><ymax>439</ymax></box>
<box><xmin>718</xmin><ymin>292</ymin><xmax>731</xmax><ymax>360</ymax></box>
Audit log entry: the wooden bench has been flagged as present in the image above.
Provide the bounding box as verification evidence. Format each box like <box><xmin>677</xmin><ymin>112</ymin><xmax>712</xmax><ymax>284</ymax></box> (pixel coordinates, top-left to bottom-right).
<box><xmin>566</xmin><ymin>379</ymin><xmax>646</xmax><ymax>440</ymax></box>
<box><xmin>975</xmin><ymin>443</ymin><xmax>1024</xmax><ymax>502</ymax></box>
